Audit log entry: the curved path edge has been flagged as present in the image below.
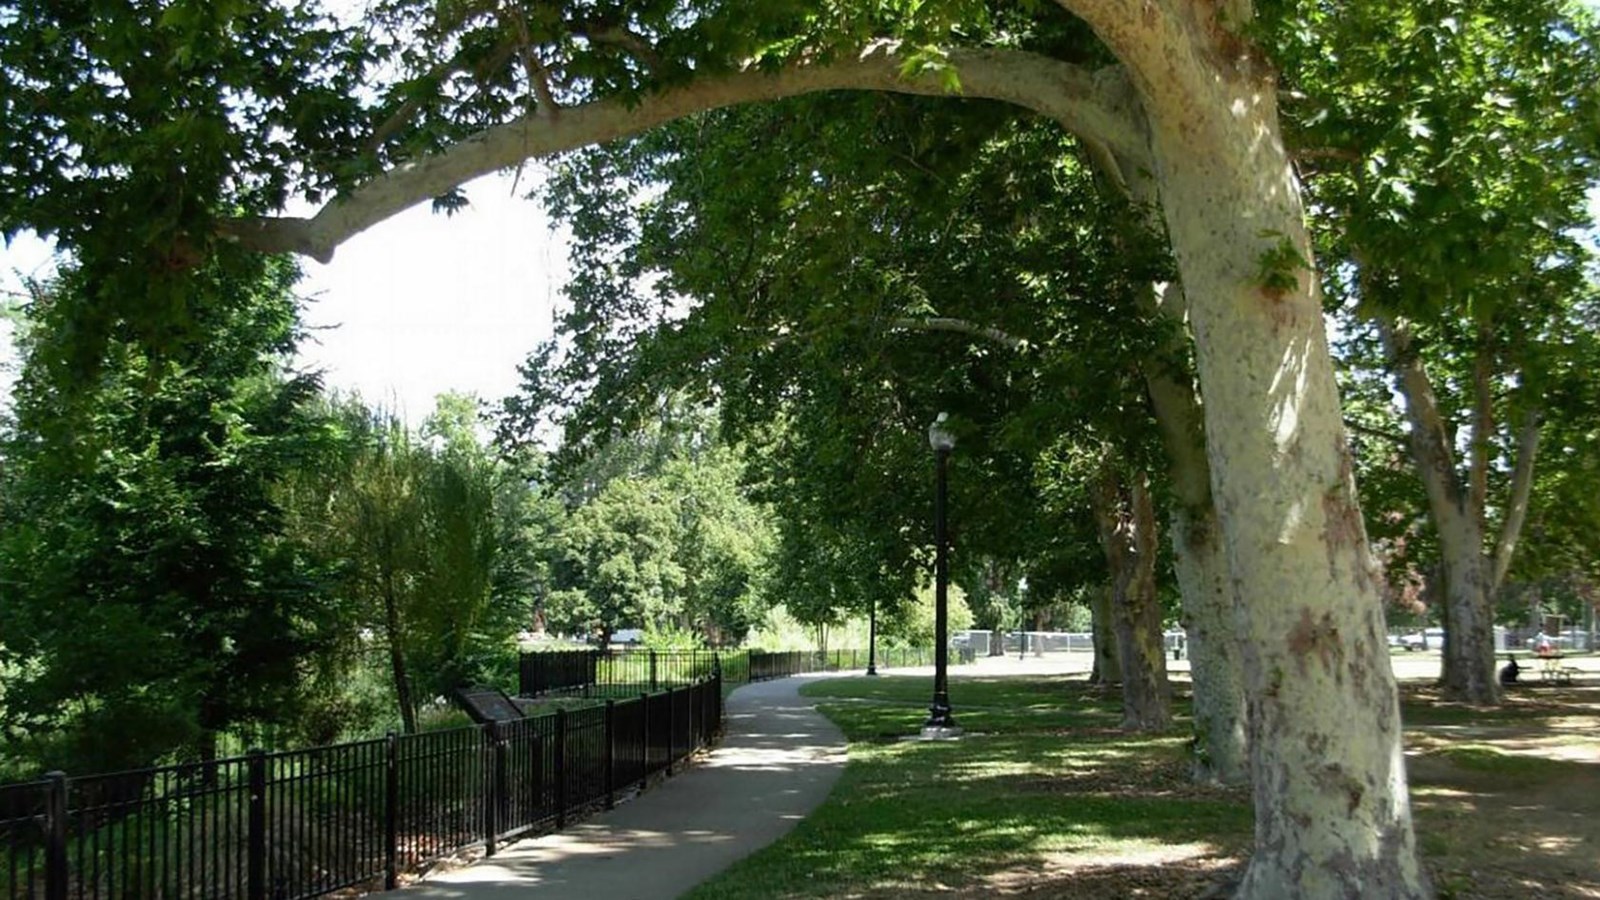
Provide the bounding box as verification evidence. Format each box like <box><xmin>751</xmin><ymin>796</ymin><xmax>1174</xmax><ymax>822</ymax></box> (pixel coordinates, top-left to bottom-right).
<box><xmin>403</xmin><ymin>675</ymin><xmax>847</xmax><ymax>900</ymax></box>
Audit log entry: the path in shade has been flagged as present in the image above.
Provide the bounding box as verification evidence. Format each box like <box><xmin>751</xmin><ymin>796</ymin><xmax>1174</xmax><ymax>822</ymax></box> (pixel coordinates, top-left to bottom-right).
<box><xmin>402</xmin><ymin>675</ymin><xmax>846</xmax><ymax>900</ymax></box>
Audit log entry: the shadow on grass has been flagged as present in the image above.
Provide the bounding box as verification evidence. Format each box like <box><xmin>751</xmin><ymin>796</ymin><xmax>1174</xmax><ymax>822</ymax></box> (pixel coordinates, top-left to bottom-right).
<box><xmin>689</xmin><ymin>681</ymin><xmax>1249</xmax><ymax>900</ymax></box>
<box><xmin>1406</xmin><ymin>745</ymin><xmax>1600</xmax><ymax>899</ymax></box>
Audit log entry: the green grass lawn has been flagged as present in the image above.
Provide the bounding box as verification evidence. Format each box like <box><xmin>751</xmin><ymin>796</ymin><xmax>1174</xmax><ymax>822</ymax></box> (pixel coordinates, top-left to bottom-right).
<box><xmin>685</xmin><ymin>675</ymin><xmax>1600</xmax><ymax>899</ymax></box>
<box><xmin>686</xmin><ymin>675</ymin><xmax>1253</xmax><ymax>899</ymax></box>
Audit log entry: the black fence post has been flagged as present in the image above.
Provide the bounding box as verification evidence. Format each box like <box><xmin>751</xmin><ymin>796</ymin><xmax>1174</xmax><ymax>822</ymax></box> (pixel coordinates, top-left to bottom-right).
<box><xmin>43</xmin><ymin>771</ymin><xmax>67</xmax><ymax>900</ymax></box>
<box><xmin>383</xmin><ymin>733</ymin><xmax>399</xmax><ymax>890</ymax></box>
<box><xmin>486</xmin><ymin>724</ymin><xmax>505</xmax><ymax>857</ymax></box>
<box><xmin>639</xmin><ymin>692</ymin><xmax>651</xmax><ymax>785</ymax></box>
<box><xmin>666</xmin><ymin>686</ymin><xmax>677</xmax><ymax>777</ymax></box>
<box><xmin>554</xmin><ymin>709</ymin><xmax>568</xmax><ymax>830</ymax></box>
<box><xmin>604</xmin><ymin>700</ymin><xmax>617</xmax><ymax>810</ymax></box>
<box><xmin>649</xmin><ymin>651</ymin><xmax>658</xmax><ymax>692</ymax></box>
<box><xmin>712</xmin><ymin>669</ymin><xmax>722</xmax><ymax>736</ymax></box>
<box><xmin>246</xmin><ymin>750</ymin><xmax>267</xmax><ymax>900</ymax></box>
<box><xmin>530</xmin><ymin>733</ymin><xmax>544</xmax><ymax>828</ymax></box>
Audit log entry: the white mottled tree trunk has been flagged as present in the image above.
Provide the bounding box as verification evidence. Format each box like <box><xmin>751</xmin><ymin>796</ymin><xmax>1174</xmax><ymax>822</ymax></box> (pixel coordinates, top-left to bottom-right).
<box><xmin>1378</xmin><ymin>318</ymin><xmax>1500</xmax><ymax>704</ymax></box>
<box><xmin>1138</xmin><ymin>274</ymin><xmax>1249</xmax><ymax>785</ymax></box>
<box><xmin>1107</xmin><ymin>9</ymin><xmax>1430</xmax><ymax>889</ymax></box>
<box><xmin>1171</xmin><ymin>504</ymin><xmax>1249</xmax><ymax>783</ymax></box>
<box><xmin>1094</xmin><ymin>460</ymin><xmax>1172</xmax><ymax>731</ymax></box>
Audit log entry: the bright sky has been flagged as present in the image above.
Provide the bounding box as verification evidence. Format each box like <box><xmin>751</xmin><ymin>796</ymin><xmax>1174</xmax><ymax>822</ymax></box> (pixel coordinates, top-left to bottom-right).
<box><xmin>1</xmin><ymin>171</ymin><xmax>568</xmax><ymax>422</ymax></box>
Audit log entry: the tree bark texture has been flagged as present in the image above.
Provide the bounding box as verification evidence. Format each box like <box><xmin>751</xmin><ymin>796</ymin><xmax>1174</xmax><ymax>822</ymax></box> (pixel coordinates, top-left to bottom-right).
<box><xmin>382</xmin><ymin>574</ymin><xmax>418</xmax><ymax>735</ymax></box>
<box><xmin>1377</xmin><ymin>319</ymin><xmax>1499</xmax><ymax>705</ymax></box>
<box><xmin>1065</xmin><ymin>0</ymin><xmax>1430</xmax><ymax>892</ymax></box>
<box><xmin>1089</xmin><ymin>584</ymin><xmax>1122</xmax><ymax>686</ymax></box>
<box><xmin>1093</xmin><ymin>460</ymin><xmax>1172</xmax><ymax>732</ymax></box>
<box><xmin>1170</xmin><ymin>504</ymin><xmax>1249</xmax><ymax>784</ymax></box>
<box><xmin>1137</xmin><ymin>270</ymin><xmax>1249</xmax><ymax>785</ymax></box>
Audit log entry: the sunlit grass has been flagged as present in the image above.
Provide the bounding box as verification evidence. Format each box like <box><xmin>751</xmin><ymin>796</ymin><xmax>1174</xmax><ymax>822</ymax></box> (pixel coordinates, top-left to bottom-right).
<box><xmin>686</xmin><ymin>676</ymin><xmax>1252</xmax><ymax>899</ymax></box>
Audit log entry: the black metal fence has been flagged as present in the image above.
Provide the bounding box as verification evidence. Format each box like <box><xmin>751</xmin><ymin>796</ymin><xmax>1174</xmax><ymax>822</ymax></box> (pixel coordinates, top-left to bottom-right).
<box><xmin>520</xmin><ymin>646</ymin><xmax>978</xmax><ymax>696</ymax></box>
<box><xmin>0</xmin><ymin>676</ymin><xmax>721</xmax><ymax>900</ymax></box>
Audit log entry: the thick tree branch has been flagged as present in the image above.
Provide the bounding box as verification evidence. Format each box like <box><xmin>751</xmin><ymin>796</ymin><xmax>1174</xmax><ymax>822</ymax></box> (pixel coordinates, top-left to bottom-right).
<box><xmin>221</xmin><ymin>45</ymin><xmax>1146</xmax><ymax>262</ymax></box>
<box><xmin>1468</xmin><ymin>327</ymin><xmax>1493</xmax><ymax>532</ymax></box>
<box><xmin>887</xmin><ymin>317</ymin><xmax>1025</xmax><ymax>350</ymax></box>
<box><xmin>1377</xmin><ymin>316</ymin><xmax>1468</xmax><ymax>511</ymax></box>
<box><xmin>1489</xmin><ymin>409</ymin><xmax>1542</xmax><ymax>595</ymax></box>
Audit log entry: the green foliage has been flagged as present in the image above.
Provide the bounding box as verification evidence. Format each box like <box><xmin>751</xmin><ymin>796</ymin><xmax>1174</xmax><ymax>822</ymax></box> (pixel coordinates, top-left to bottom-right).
<box><xmin>0</xmin><ymin>0</ymin><xmax>368</xmax><ymax>367</ymax></box>
<box><xmin>281</xmin><ymin>394</ymin><xmax>535</xmax><ymax>733</ymax></box>
<box><xmin>1254</xmin><ymin>230</ymin><xmax>1310</xmax><ymax>299</ymax></box>
<box><xmin>0</xmin><ymin>257</ymin><xmax>336</xmax><ymax>772</ymax></box>
<box><xmin>534</xmin><ymin>398</ymin><xmax>775</xmax><ymax>647</ymax></box>
<box><xmin>1282</xmin><ymin>0</ymin><xmax>1600</xmax><ymax>616</ymax></box>
<box><xmin>510</xmin><ymin>91</ymin><xmax>1182</xmax><ymax>641</ymax></box>
<box><xmin>881</xmin><ymin>579</ymin><xmax>975</xmax><ymax>647</ymax></box>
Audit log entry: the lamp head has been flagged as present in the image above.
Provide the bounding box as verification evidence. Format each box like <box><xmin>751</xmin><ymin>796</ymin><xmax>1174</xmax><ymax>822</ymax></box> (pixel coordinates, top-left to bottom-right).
<box><xmin>928</xmin><ymin>413</ymin><xmax>956</xmax><ymax>452</ymax></box>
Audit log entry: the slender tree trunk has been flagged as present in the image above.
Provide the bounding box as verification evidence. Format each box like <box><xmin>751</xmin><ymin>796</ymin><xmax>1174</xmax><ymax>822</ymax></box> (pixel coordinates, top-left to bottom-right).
<box><xmin>1133</xmin><ymin>48</ymin><xmax>1429</xmax><ymax>899</ymax></box>
<box><xmin>1134</xmin><ymin>272</ymin><xmax>1249</xmax><ymax>784</ymax></box>
<box><xmin>1089</xmin><ymin>584</ymin><xmax>1121</xmax><ymax>686</ymax></box>
<box><xmin>1093</xmin><ymin>459</ymin><xmax>1172</xmax><ymax>731</ymax></box>
<box><xmin>1378</xmin><ymin>318</ymin><xmax>1499</xmax><ymax>704</ymax></box>
<box><xmin>382</xmin><ymin>572</ymin><xmax>418</xmax><ymax>735</ymax></box>
<box><xmin>1170</xmin><ymin>504</ymin><xmax>1249</xmax><ymax>783</ymax></box>
<box><xmin>1489</xmin><ymin>411</ymin><xmax>1541</xmax><ymax>595</ymax></box>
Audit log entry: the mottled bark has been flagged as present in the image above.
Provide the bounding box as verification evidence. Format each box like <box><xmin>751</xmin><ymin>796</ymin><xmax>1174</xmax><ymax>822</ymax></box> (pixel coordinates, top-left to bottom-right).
<box><xmin>1135</xmin><ymin>273</ymin><xmax>1249</xmax><ymax>785</ymax></box>
<box><xmin>1378</xmin><ymin>319</ymin><xmax>1499</xmax><ymax>705</ymax></box>
<box><xmin>1093</xmin><ymin>459</ymin><xmax>1172</xmax><ymax>732</ymax></box>
<box><xmin>1171</xmin><ymin>505</ymin><xmax>1249</xmax><ymax>783</ymax></box>
<box><xmin>1089</xmin><ymin>585</ymin><xmax>1122</xmax><ymax>686</ymax></box>
<box><xmin>1067</xmin><ymin>0</ymin><xmax>1429</xmax><ymax>890</ymax></box>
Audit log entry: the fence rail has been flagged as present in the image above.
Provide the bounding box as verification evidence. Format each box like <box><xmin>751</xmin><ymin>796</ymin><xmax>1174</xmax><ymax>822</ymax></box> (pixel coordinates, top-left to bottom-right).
<box><xmin>0</xmin><ymin>676</ymin><xmax>721</xmax><ymax>900</ymax></box>
<box><xmin>520</xmin><ymin>646</ymin><xmax>977</xmax><ymax>696</ymax></box>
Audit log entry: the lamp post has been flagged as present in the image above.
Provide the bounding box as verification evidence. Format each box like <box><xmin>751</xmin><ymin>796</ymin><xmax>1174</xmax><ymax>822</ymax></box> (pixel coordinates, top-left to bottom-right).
<box><xmin>866</xmin><ymin>596</ymin><xmax>879</xmax><ymax>676</ymax></box>
<box><xmin>924</xmin><ymin>413</ymin><xmax>959</xmax><ymax>734</ymax></box>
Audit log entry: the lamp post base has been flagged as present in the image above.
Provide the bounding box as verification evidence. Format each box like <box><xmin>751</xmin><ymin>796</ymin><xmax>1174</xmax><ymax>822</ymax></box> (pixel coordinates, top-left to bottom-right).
<box><xmin>865</xmin><ymin>667</ymin><xmax>879</xmax><ymax>676</ymax></box>
<box><xmin>918</xmin><ymin>723</ymin><xmax>963</xmax><ymax>741</ymax></box>
<box><xmin>922</xmin><ymin>699</ymin><xmax>958</xmax><ymax>735</ymax></box>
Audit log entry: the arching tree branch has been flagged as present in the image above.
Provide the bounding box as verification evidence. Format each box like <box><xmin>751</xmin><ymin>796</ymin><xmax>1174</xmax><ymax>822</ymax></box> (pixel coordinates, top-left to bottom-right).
<box><xmin>220</xmin><ymin>45</ymin><xmax>1145</xmax><ymax>263</ymax></box>
<box><xmin>887</xmin><ymin>317</ymin><xmax>1026</xmax><ymax>350</ymax></box>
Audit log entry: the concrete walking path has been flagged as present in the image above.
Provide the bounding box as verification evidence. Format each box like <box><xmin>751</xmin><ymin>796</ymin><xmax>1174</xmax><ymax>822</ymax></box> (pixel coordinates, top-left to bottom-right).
<box><xmin>403</xmin><ymin>675</ymin><xmax>846</xmax><ymax>900</ymax></box>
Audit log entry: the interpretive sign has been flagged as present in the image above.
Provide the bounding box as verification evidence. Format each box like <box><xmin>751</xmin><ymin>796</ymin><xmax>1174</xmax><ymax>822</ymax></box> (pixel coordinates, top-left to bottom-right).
<box><xmin>454</xmin><ymin>686</ymin><xmax>526</xmax><ymax>724</ymax></box>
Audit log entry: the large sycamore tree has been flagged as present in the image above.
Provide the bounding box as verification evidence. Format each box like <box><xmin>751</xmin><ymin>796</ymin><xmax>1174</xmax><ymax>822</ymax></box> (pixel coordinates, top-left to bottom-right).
<box><xmin>11</xmin><ymin>0</ymin><xmax>1590</xmax><ymax>895</ymax></box>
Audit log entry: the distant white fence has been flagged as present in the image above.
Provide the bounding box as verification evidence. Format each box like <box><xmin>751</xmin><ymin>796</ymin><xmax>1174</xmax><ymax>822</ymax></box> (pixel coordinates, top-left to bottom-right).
<box><xmin>955</xmin><ymin>630</ymin><xmax>1188</xmax><ymax>657</ymax></box>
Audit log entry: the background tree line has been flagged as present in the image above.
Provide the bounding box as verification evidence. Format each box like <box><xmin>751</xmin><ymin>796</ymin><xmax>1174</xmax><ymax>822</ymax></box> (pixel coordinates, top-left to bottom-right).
<box><xmin>0</xmin><ymin>264</ymin><xmax>993</xmax><ymax>778</ymax></box>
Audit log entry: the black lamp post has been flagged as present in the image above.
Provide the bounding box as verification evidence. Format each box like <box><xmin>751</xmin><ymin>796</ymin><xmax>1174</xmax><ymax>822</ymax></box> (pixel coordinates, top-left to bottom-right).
<box><xmin>924</xmin><ymin>413</ymin><xmax>958</xmax><ymax>733</ymax></box>
<box><xmin>866</xmin><ymin>597</ymin><xmax>879</xmax><ymax>676</ymax></box>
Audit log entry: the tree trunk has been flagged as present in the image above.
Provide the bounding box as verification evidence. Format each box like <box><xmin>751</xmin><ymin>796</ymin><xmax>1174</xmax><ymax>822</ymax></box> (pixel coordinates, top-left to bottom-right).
<box><xmin>1489</xmin><ymin>411</ymin><xmax>1541</xmax><ymax>595</ymax></box>
<box><xmin>1134</xmin><ymin>44</ymin><xmax>1429</xmax><ymax>900</ymax></box>
<box><xmin>1135</xmin><ymin>272</ymin><xmax>1249</xmax><ymax>784</ymax></box>
<box><xmin>1093</xmin><ymin>460</ymin><xmax>1172</xmax><ymax>731</ymax></box>
<box><xmin>382</xmin><ymin>574</ymin><xmax>418</xmax><ymax>735</ymax></box>
<box><xmin>1171</xmin><ymin>504</ymin><xmax>1249</xmax><ymax>783</ymax></box>
<box><xmin>1089</xmin><ymin>584</ymin><xmax>1121</xmax><ymax>686</ymax></box>
<box><xmin>1378</xmin><ymin>318</ymin><xmax>1499</xmax><ymax>704</ymax></box>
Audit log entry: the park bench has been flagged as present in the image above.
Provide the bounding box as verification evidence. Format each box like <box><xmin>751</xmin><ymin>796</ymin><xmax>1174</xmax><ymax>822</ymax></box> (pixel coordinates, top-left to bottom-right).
<box><xmin>1534</xmin><ymin>654</ymin><xmax>1578</xmax><ymax>685</ymax></box>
